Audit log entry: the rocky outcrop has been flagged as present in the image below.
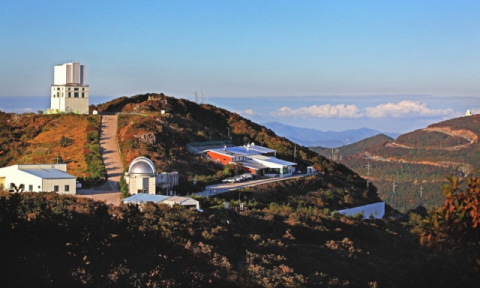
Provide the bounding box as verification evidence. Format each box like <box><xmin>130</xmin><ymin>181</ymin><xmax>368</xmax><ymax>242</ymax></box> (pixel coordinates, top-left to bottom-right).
<box><xmin>136</xmin><ymin>133</ymin><xmax>157</xmax><ymax>145</ymax></box>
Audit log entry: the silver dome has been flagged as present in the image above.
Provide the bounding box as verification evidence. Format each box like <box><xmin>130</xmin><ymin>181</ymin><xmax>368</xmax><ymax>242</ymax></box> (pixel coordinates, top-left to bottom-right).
<box><xmin>128</xmin><ymin>157</ymin><xmax>156</xmax><ymax>175</ymax></box>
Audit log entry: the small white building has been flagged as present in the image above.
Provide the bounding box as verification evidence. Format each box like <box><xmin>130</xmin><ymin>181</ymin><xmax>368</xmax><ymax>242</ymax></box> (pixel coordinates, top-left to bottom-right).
<box><xmin>50</xmin><ymin>62</ymin><xmax>89</xmax><ymax>114</ymax></box>
<box><xmin>0</xmin><ymin>163</ymin><xmax>76</xmax><ymax>195</ymax></box>
<box><xmin>124</xmin><ymin>156</ymin><xmax>178</xmax><ymax>195</ymax></box>
<box><xmin>122</xmin><ymin>194</ymin><xmax>200</xmax><ymax>210</ymax></box>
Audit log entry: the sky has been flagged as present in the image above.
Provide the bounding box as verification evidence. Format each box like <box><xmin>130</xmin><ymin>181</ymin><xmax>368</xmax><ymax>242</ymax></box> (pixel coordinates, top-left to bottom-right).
<box><xmin>1</xmin><ymin>1</ymin><xmax>479</xmax><ymax>133</ymax></box>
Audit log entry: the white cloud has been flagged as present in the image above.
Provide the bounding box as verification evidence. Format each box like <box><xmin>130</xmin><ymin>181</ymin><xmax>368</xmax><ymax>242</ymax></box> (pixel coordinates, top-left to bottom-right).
<box><xmin>270</xmin><ymin>104</ymin><xmax>362</xmax><ymax>118</ymax></box>
<box><xmin>364</xmin><ymin>100</ymin><xmax>455</xmax><ymax>118</ymax></box>
<box><xmin>13</xmin><ymin>107</ymin><xmax>34</xmax><ymax>113</ymax></box>
<box><xmin>240</xmin><ymin>109</ymin><xmax>261</xmax><ymax>117</ymax></box>
<box><xmin>270</xmin><ymin>100</ymin><xmax>457</xmax><ymax>119</ymax></box>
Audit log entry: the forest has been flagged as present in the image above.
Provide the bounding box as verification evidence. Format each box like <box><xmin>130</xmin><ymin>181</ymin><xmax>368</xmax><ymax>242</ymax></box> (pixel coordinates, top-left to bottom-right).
<box><xmin>1</xmin><ymin>172</ymin><xmax>479</xmax><ymax>287</ymax></box>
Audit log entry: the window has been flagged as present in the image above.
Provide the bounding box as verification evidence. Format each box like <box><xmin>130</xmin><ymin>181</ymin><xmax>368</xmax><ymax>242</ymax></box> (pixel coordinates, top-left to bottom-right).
<box><xmin>68</xmin><ymin>88</ymin><xmax>71</xmax><ymax>91</ymax></box>
<box><xmin>54</xmin><ymin>185</ymin><xmax>59</xmax><ymax>192</ymax></box>
<box><xmin>57</xmin><ymin>87</ymin><xmax>60</xmax><ymax>91</ymax></box>
<box><xmin>74</xmin><ymin>92</ymin><xmax>79</xmax><ymax>98</ymax></box>
<box><xmin>68</xmin><ymin>92</ymin><xmax>71</xmax><ymax>97</ymax></box>
<box><xmin>10</xmin><ymin>183</ymin><xmax>14</xmax><ymax>189</ymax></box>
<box><xmin>65</xmin><ymin>185</ymin><xmax>69</xmax><ymax>192</ymax></box>
<box><xmin>82</xmin><ymin>88</ymin><xmax>85</xmax><ymax>91</ymax></box>
<box><xmin>29</xmin><ymin>185</ymin><xmax>33</xmax><ymax>191</ymax></box>
<box><xmin>57</xmin><ymin>92</ymin><xmax>60</xmax><ymax>97</ymax></box>
<box><xmin>82</xmin><ymin>93</ymin><xmax>84</xmax><ymax>98</ymax></box>
<box><xmin>74</xmin><ymin>88</ymin><xmax>79</xmax><ymax>91</ymax></box>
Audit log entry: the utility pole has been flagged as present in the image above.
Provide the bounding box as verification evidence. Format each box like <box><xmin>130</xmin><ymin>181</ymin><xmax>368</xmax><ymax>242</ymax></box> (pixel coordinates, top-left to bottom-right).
<box><xmin>365</xmin><ymin>161</ymin><xmax>371</xmax><ymax>192</ymax></box>
<box><xmin>227</xmin><ymin>127</ymin><xmax>230</xmax><ymax>139</ymax></box>
<box><xmin>419</xmin><ymin>185</ymin><xmax>424</xmax><ymax>207</ymax></box>
<box><xmin>392</xmin><ymin>180</ymin><xmax>398</xmax><ymax>212</ymax></box>
<box><xmin>293</xmin><ymin>145</ymin><xmax>296</xmax><ymax>162</ymax></box>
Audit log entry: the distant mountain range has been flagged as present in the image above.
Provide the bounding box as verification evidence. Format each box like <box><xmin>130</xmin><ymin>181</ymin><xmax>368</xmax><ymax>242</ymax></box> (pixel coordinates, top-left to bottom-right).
<box><xmin>262</xmin><ymin>122</ymin><xmax>399</xmax><ymax>148</ymax></box>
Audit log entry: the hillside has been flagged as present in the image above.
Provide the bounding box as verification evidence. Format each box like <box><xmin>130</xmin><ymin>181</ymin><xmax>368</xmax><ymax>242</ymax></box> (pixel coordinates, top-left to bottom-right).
<box><xmin>310</xmin><ymin>134</ymin><xmax>394</xmax><ymax>158</ymax></box>
<box><xmin>263</xmin><ymin>122</ymin><xmax>399</xmax><ymax>148</ymax></box>
<box><xmin>309</xmin><ymin>115</ymin><xmax>480</xmax><ymax>211</ymax></box>
<box><xmin>0</xmin><ymin>113</ymin><xmax>105</xmax><ymax>186</ymax></box>
<box><xmin>2</xmin><ymin>185</ymin><xmax>477</xmax><ymax>287</ymax></box>
<box><xmin>95</xmin><ymin>93</ymin><xmax>373</xmax><ymax>198</ymax></box>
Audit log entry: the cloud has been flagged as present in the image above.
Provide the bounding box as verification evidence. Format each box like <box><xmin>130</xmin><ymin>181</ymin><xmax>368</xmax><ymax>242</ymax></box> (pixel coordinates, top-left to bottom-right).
<box><xmin>271</xmin><ymin>100</ymin><xmax>456</xmax><ymax>119</ymax></box>
<box><xmin>364</xmin><ymin>100</ymin><xmax>455</xmax><ymax>118</ymax></box>
<box><xmin>240</xmin><ymin>109</ymin><xmax>261</xmax><ymax>117</ymax></box>
<box><xmin>13</xmin><ymin>107</ymin><xmax>34</xmax><ymax>113</ymax></box>
<box><xmin>270</xmin><ymin>104</ymin><xmax>362</xmax><ymax>118</ymax></box>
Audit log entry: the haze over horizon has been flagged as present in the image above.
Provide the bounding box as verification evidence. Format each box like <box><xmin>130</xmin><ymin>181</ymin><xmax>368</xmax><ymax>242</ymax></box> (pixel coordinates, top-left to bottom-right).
<box><xmin>1</xmin><ymin>1</ymin><xmax>479</xmax><ymax>133</ymax></box>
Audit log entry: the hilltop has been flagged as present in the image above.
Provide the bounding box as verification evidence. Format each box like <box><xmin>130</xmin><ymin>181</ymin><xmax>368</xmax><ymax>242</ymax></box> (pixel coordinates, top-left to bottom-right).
<box><xmin>310</xmin><ymin>115</ymin><xmax>480</xmax><ymax>211</ymax></box>
<box><xmin>93</xmin><ymin>93</ymin><xmax>375</xmax><ymax>199</ymax></box>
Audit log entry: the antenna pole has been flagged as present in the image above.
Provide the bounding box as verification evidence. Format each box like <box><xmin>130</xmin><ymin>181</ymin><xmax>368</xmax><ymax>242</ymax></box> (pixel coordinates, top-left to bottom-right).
<box><xmin>392</xmin><ymin>179</ymin><xmax>398</xmax><ymax>212</ymax></box>
<box><xmin>419</xmin><ymin>185</ymin><xmax>424</xmax><ymax>207</ymax></box>
<box><xmin>365</xmin><ymin>161</ymin><xmax>371</xmax><ymax>191</ymax></box>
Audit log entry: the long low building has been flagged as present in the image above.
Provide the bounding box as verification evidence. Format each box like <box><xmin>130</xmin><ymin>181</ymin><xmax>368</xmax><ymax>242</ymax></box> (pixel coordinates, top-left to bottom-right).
<box><xmin>0</xmin><ymin>164</ymin><xmax>76</xmax><ymax>195</ymax></box>
<box><xmin>123</xmin><ymin>194</ymin><xmax>200</xmax><ymax>210</ymax></box>
<box><xmin>205</xmin><ymin>143</ymin><xmax>296</xmax><ymax>178</ymax></box>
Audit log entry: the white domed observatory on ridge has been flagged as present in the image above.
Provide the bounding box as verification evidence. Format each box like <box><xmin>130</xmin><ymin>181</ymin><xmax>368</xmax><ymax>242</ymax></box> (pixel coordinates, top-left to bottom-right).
<box><xmin>49</xmin><ymin>62</ymin><xmax>89</xmax><ymax>114</ymax></box>
<box><xmin>124</xmin><ymin>156</ymin><xmax>178</xmax><ymax>195</ymax></box>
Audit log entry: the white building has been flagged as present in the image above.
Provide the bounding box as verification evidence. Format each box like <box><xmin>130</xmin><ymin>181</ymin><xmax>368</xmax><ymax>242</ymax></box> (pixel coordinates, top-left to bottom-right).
<box><xmin>0</xmin><ymin>164</ymin><xmax>76</xmax><ymax>195</ymax></box>
<box><xmin>124</xmin><ymin>157</ymin><xmax>178</xmax><ymax>195</ymax></box>
<box><xmin>206</xmin><ymin>143</ymin><xmax>297</xmax><ymax>178</ymax></box>
<box><xmin>122</xmin><ymin>194</ymin><xmax>200</xmax><ymax>210</ymax></box>
<box><xmin>50</xmin><ymin>62</ymin><xmax>89</xmax><ymax>114</ymax></box>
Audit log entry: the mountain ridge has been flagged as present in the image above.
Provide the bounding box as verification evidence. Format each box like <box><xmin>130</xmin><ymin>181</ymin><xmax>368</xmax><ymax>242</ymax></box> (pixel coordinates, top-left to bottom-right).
<box><xmin>262</xmin><ymin>121</ymin><xmax>399</xmax><ymax>147</ymax></box>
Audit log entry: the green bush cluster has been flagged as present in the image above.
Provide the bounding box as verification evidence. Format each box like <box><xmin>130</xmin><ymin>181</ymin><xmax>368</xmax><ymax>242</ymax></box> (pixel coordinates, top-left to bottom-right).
<box><xmin>78</xmin><ymin>116</ymin><xmax>106</xmax><ymax>187</ymax></box>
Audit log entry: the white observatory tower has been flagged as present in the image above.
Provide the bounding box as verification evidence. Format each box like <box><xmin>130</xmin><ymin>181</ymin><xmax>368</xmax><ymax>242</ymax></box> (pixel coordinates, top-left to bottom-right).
<box><xmin>50</xmin><ymin>62</ymin><xmax>89</xmax><ymax>114</ymax></box>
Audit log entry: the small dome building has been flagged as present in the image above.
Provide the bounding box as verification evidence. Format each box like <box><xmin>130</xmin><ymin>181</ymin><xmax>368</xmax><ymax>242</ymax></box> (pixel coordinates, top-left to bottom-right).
<box><xmin>124</xmin><ymin>156</ymin><xmax>178</xmax><ymax>195</ymax></box>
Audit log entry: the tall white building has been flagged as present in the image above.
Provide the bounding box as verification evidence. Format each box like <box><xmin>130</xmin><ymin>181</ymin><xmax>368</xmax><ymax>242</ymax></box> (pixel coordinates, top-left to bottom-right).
<box><xmin>50</xmin><ymin>62</ymin><xmax>89</xmax><ymax>114</ymax></box>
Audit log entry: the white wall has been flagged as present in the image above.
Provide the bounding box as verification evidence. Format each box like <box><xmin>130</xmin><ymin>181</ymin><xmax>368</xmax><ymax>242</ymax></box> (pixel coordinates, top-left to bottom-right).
<box><xmin>43</xmin><ymin>178</ymin><xmax>76</xmax><ymax>195</ymax></box>
<box><xmin>54</xmin><ymin>63</ymin><xmax>87</xmax><ymax>85</ymax></box>
<box><xmin>0</xmin><ymin>166</ymin><xmax>43</xmax><ymax>192</ymax></box>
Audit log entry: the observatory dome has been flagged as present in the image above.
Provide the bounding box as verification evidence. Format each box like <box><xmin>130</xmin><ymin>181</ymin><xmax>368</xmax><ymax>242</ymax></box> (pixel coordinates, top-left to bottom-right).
<box><xmin>128</xmin><ymin>157</ymin><xmax>156</xmax><ymax>175</ymax></box>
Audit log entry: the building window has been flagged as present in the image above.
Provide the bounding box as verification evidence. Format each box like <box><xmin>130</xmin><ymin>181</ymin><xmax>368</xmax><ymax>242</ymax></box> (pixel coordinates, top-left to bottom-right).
<box><xmin>38</xmin><ymin>186</ymin><xmax>40</xmax><ymax>189</ymax></box>
<box><xmin>29</xmin><ymin>185</ymin><xmax>33</xmax><ymax>191</ymax></box>
<box><xmin>82</xmin><ymin>88</ymin><xmax>85</xmax><ymax>91</ymax></box>
<box><xmin>57</xmin><ymin>87</ymin><xmax>60</xmax><ymax>91</ymax></box>
<box><xmin>10</xmin><ymin>183</ymin><xmax>14</xmax><ymax>189</ymax></box>
<box><xmin>54</xmin><ymin>185</ymin><xmax>59</xmax><ymax>192</ymax></box>
<box><xmin>68</xmin><ymin>92</ymin><xmax>71</xmax><ymax>97</ymax></box>
<box><xmin>74</xmin><ymin>92</ymin><xmax>79</xmax><ymax>98</ymax></box>
<box><xmin>57</xmin><ymin>92</ymin><xmax>60</xmax><ymax>97</ymax></box>
<box><xmin>74</xmin><ymin>88</ymin><xmax>79</xmax><ymax>91</ymax></box>
<box><xmin>65</xmin><ymin>185</ymin><xmax>69</xmax><ymax>192</ymax></box>
<box><xmin>82</xmin><ymin>93</ymin><xmax>85</xmax><ymax>98</ymax></box>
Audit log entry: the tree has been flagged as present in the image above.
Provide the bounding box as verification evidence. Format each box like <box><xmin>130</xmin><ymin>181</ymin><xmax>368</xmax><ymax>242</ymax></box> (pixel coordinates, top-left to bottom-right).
<box><xmin>59</xmin><ymin>136</ymin><xmax>73</xmax><ymax>147</ymax></box>
<box><xmin>414</xmin><ymin>174</ymin><xmax>480</xmax><ymax>272</ymax></box>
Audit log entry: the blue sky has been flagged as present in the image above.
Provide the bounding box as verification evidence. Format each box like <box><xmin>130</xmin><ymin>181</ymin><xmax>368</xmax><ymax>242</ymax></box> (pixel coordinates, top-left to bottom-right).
<box><xmin>1</xmin><ymin>1</ymin><xmax>479</xmax><ymax>132</ymax></box>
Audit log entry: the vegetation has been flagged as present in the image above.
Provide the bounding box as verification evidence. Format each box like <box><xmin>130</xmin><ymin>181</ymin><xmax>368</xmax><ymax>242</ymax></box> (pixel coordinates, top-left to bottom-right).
<box><xmin>101</xmin><ymin>93</ymin><xmax>362</xmax><ymax>193</ymax></box>
<box><xmin>0</xmin><ymin>113</ymin><xmax>106</xmax><ymax>184</ymax></box>
<box><xmin>310</xmin><ymin>116</ymin><xmax>480</xmax><ymax>211</ymax></box>
<box><xmin>414</xmin><ymin>173</ymin><xmax>480</xmax><ymax>278</ymax></box>
<box><xmin>1</xmin><ymin>174</ymin><xmax>479</xmax><ymax>286</ymax></box>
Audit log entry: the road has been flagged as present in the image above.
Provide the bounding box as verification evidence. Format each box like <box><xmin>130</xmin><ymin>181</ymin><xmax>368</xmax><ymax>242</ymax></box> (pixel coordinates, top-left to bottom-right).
<box><xmin>194</xmin><ymin>174</ymin><xmax>311</xmax><ymax>197</ymax></box>
<box><xmin>76</xmin><ymin>115</ymin><xmax>123</xmax><ymax>206</ymax></box>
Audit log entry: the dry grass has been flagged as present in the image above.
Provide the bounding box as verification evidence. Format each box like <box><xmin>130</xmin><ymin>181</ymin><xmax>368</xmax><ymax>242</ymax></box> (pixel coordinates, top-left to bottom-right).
<box><xmin>21</xmin><ymin>115</ymin><xmax>90</xmax><ymax>177</ymax></box>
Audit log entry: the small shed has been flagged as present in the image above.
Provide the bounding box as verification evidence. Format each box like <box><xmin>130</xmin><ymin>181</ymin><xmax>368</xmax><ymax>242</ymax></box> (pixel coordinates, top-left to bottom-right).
<box><xmin>123</xmin><ymin>194</ymin><xmax>171</xmax><ymax>204</ymax></box>
<box><xmin>162</xmin><ymin>196</ymin><xmax>200</xmax><ymax>210</ymax></box>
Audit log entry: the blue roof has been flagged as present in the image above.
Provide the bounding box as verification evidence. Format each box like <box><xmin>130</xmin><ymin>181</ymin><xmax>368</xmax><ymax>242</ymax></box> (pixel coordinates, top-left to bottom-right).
<box><xmin>20</xmin><ymin>169</ymin><xmax>75</xmax><ymax>179</ymax></box>
<box><xmin>123</xmin><ymin>194</ymin><xmax>171</xmax><ymax>204</ymax></box>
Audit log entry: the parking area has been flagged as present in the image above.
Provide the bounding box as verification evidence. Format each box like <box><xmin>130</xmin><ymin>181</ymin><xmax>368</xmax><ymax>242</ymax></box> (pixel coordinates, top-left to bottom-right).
<box><xmin>194</xmin><ymin>173</ymin><xmax>310</xmax><ymax>197</ymax></box>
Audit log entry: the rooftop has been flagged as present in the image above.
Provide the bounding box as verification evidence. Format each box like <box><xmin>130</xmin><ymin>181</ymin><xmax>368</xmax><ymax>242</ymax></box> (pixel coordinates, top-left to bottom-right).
<box><xmin>20</xmin><ymin>168</ymin><xmax>76</xmax><ymax>179</ymax></box>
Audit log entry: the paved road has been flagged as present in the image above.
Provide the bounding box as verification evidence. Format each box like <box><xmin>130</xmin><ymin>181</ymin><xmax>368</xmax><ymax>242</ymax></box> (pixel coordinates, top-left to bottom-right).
<box><xmin>76</xmin><ymin>115</ymin><xmax>123</xmax><ymax>205</ymax></box>
<box><xmin>100</xmin><ymin>115</ymin><xmax>124</xmax><ymax>191</ymax></box>
<box><xmin>195</xmin><ymin>174</ymin><xmax>310</xmax><ymax>197</ymax></box>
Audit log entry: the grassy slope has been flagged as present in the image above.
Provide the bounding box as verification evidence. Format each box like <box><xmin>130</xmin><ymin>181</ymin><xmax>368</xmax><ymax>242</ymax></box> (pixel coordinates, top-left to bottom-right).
<box><xmin>96</xmin><ymin>93</ymin><xmax>373</xmax><ymax>198</ymax></box>
<box><xmin>0</xmin><ymin>113</ymin><xmax>105</xmax><ymax>185</ymax></box>
<box><xmin>309</xmin><ymin>116</ymin><xmax>480</xmax><ymax>211</ymax></box>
